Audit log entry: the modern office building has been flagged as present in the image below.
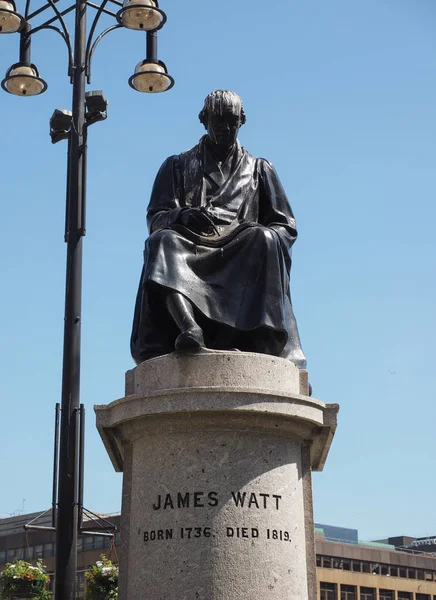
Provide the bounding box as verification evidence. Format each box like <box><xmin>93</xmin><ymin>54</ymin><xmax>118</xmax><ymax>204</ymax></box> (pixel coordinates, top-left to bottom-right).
<box><xmin>1</xmin><ymin>511</ymin><xmax>436</xmax><ymax>599</ymax></box>
<box><xmin>315</xmin><ymin>525</ymin><xmax>436</xmax><ymax>599</ymax></box>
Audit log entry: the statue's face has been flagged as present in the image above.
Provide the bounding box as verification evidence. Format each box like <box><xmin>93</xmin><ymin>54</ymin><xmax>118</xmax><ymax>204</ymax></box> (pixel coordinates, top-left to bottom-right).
<box><xmin>206</xmin><ymin>108</ymin><xmax>241</xmax><ymax>149</ymax></box>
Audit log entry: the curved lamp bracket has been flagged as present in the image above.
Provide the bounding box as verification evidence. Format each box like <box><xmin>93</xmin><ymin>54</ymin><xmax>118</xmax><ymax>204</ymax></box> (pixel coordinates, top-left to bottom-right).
<box><xmin>28</xmin><ymin>0</ymin><xmax>73</xmax><ymax>77</ymax></box>
<box><xmin>28</xmin><ymin>25</ymin><xmax>73</xmax><ymax>76</ymax></box>
<box><xmin>86</xmin><ymin>22</ymin><xmax>122</xmax><ymax>83</ymax></box>
<box><xmin>85</xmin><ymin>0</ymin><xmax>111</xmax><ymax>81</ymax></box>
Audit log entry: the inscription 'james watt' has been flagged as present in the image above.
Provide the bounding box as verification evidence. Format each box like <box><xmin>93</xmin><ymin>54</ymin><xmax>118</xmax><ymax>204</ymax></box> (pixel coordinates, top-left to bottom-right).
<box><xmin>152</xmin><ymin>491</ymin><xmax>282</xmax><ymax>511</ymax></box>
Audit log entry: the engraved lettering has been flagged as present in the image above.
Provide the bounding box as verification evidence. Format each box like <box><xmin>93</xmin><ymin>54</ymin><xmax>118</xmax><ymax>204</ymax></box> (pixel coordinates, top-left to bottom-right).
<box><xmin>266</xmin><ymin>528</ymin><xmax>291</xmax><ymax>542</ymax></box>
<box><xmin>194</xmin><ymin>492</ymin><xmax>204</xmax><ymax>507</ymax></box>
<box><xmin>152</xmin><ymin>491</ymin><xmax>219</xmax><ymax>510</ymax></box>
<box><xmin>226</xmin><ymin>526</ymin><xmax>260</xmax><ymax>539</ymax></box>
<box><xmin>231</xmin><ymin>491</ymin><xmax>246</xmax><ymax>507</ymax></box>
<box><xmin>272</xmin><ymin>494</ymin><xmax>282</xmax><ymax>510</ymax></box>
<box><xmin>232</xmin><ymin>491</ymin><xmax>280</xmax><ymax>509</ymax></box>
<box><xmin>259</xmin><ymin>493</ymin><xmax>270</xmax><ymax>508</ymax></box>
<box><xmin>163</xmin><ymin>494</ymin><xmax>174</xmax><ymax>509</ymax></box>
<box><xmin>177</xmin><ymin>492</ymin><xmax>190</xmax><ymax>508</ymax></box>
<box><xmin>208</xmin><ymin>491</ymin><xmax>218</xmax><ymax>507</ymax></box>
<box><xmin>143</xmin><ymin>528</ymin><xmax>174</xmax><ymax>542</ymax></box>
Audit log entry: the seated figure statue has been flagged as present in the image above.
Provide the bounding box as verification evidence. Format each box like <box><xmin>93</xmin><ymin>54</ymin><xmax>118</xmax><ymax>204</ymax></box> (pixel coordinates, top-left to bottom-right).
<box><xmin>131</xmin><ymin>89</ymin><xmax>307</xmax><ymax>369</ymax></box>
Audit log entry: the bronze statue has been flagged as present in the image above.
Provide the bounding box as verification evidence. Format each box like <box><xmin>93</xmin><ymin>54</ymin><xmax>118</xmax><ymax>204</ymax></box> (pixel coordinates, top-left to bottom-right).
<box><xmin>131</xmin><ymin>90</ymin><xmax>307</xmax><ymax>369</ymax></box>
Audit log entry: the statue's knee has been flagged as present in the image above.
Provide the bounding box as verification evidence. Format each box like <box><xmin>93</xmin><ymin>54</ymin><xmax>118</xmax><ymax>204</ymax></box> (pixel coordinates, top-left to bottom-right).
<box><xmin>251</xmin><ymin>225</ymin><xmax>276</xmax><ymax>246</ymax></box>
<box><xmin>146</xmin><ymin>229</ymin><xmax>176</xmax><ymax>252</ymax></box>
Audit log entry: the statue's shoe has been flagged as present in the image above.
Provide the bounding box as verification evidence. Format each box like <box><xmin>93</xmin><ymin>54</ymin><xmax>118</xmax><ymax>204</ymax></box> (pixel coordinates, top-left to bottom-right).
<box><xmin>175</xmin><ymin>327</ymin><xmax>205</xmax><ymax>351</ymax></box>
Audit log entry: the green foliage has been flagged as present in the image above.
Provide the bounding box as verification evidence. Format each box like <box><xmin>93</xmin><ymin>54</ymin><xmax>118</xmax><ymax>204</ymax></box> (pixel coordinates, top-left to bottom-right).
<box><xmin>85</xmin><ymin>555</ymin><xmax>118</xmax><ymax>600</ymax></box>
<box><xmin>0</xmin><ymin>560</ymin><xmax>51</xmax><ymax>600</ymax></box>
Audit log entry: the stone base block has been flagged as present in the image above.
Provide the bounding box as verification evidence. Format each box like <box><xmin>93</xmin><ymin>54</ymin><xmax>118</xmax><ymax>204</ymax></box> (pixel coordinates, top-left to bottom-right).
<box><xmin>95</xmin><ymin>350</ymin><xmax>338</xmax><ymax>600</ymax></box>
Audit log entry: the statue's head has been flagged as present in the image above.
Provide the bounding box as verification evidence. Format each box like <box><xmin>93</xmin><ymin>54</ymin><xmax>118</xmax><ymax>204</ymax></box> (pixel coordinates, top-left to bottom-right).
<box><xmin>199</xmin><ymin>90</ymin><xmax>246</xmax><ymax>149</ymax></box>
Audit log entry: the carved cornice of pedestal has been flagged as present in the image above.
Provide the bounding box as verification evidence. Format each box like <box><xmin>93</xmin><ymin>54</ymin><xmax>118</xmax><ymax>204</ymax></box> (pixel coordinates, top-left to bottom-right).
<box><xmin>95</xmin><ymin>350</ymin><xmax>339</xmax><ymax>474</ymax></box>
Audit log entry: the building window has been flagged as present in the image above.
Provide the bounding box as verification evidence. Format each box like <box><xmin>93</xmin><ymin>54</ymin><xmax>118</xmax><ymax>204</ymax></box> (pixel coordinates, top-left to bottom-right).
<box><xmin>83</xmin><ymin>536</ymin><xmax>94</xmax><ymax>551</ymax></box>
<box><xmin>24</xmin><ymin>546</ymin><xmax>34</xmax><ymax>560</ymax></box>
<box><xmin>371</xmin><ymin>564</ymin><xmax>380</xmax><ymax>575</ymax></box>
<box><xmin>334</xmin><ymin>559</ymin><xmax>343</xmax><ymax>569</ymax></box>
<box><xmin>362</xmin><ymin>562</ymin><xmax>370</xmax><ymax>573</ymax></box>
<box><xmin>34</xmin><ymin>545</ymin><xmax>43</xmax><ymax>559</ymax></box>
<box><xmin>316</xmin><ymin>555</ymin><xmax>321</xmax><ymax>567</ymax></box>
<box><xmin>352</xmin><ymin>561</ymin><xmax>361</xmax><ymax>572</ymax></box>
<box><xmin>103</xmin><ymin>536</ymin><xmax>112</xmax><ymax>549</ymax></box>
<box><xmin>115</xmin><ymin>532</ymin><xmax>121</xmax><ymax>545</ymax></box>
<box><xmin>381</xmin><ymin>565</ymin><xmax>389</xmax><ymax>576</ymax></box>
<box><xmin>320</xmin><ymin>582</ymin><xmax>337</xmax><ymax>600</ymax></box>
<box><xmin>425</xmin><ymin>572</ymin><xmax>434</xmax><ymax>581</ymax></box>
<box><xmin>0</xmin><ymin>550</ymin><xmax>5</xmax><ymax>564</ymax></box>
<box><xmin>6</xmin><ymin>549</ymin><xmax>15</xmax><ymax>562</ymax></box>
<box><xmin>360</xmin><ymin>587</ymin><xmax>375</xmax><ymax>600</ymax></box>
<box><xmin>94</xmin><ymin>536</ymin><xmax>104</xmax><ymax>550</ymax></box>
<box><xmin>416</xmin><ymin>595</ymin><xmax>430</xmax><ymax>600</ymax></box>
<box><xmin>322</xmin><ymin>557</ymin><xmax>332</xmax><ymax>568</ymax></box>
<box><xmin>399</xmin><ymin>567</ymin><xmax>407</xmax><ymax>578</ymax></box>
<box><xmin>341</xmin><ymin>584</ymin><xmax>356</xmax><ymax>600</ymax></box>
<box><xmin>390</xmin><ymin>566</ymin><xmax>398</xmax><ymax>577</ymax></box>
<box><xmin>417</xmin><ymin>570</ymin><xmax>425</xmax><ymax>580</ymax></box>
<box><xmin>408</xmin><ymin>568</ymin><xmax>416</xmax><ymax>579</ymax></box>
<box><xmin>43</xmin><ymin>543</ymin><xmax>53</xmax><ymax>557</ymax></box>
<box><xmin>380</xmin><ymin>591</ymin><xmax>394</xmax><ymax>600</ymax></box>
<box><xmin>398</xmin><ymin>593</ymin><xmax>412</xmax><ymax>600</ymax></box>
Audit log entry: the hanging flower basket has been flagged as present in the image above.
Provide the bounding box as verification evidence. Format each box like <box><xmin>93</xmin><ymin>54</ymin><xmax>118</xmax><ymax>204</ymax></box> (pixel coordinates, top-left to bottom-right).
<box><xmin>0</xmin><ymin>561</ymin><xmax>51</xmax><ymax>600</ymax></box>
<box><xmin>2</xmin><ymin>579</ymin><xmax>44</xmax><ymax>598</ymax></box>
<box><xmin>85</xmin><ymin>555</ymin><xmax>118</xmax><ymax>600</ymax></box>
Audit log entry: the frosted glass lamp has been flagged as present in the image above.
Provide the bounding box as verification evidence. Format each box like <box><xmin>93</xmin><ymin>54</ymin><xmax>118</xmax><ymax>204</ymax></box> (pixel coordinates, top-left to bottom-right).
<box><xmin>128</xmin><ymin>59</ymin><xmax>174</xmax><ymax>93</ymax></box>
<box><xmin>1</xmin><ymin>63</ymin><xmax>47</xmax><ymax>95</ymax></box>
<box><xmin>0</xmin><ymin>1</ymin><xmax>24</xmax><ymax>34</ymax></box>
<box><xmin>117</xmin><ymin>0</ymin><xmax>166</xmax><ymax>32</ymax></box>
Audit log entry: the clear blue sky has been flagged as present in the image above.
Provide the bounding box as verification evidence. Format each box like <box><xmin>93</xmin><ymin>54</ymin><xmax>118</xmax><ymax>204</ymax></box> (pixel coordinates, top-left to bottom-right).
<box><xmin>0</xmin><ymin>0</ymin><xmax>435</xmax><ymax>541</ymax></box>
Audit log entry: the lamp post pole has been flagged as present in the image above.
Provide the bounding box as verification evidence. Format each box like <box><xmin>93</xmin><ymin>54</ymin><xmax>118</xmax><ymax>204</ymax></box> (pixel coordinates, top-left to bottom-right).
<box><xmin>0</xmin><ymin>1</ymin><xmax>174</xmax><ymax>597</ymax></box>
<box><xmin>55</xmin><ymin>0</ymin><xmax>87</xmax><ymax>596</ymax></box>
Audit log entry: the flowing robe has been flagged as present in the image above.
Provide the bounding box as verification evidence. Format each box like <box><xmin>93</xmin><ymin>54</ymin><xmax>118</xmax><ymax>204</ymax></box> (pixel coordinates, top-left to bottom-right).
<box><xmin>131</xmin><ymin>137</ymin><xmax>306</xmax><ymax>367</ymax></box>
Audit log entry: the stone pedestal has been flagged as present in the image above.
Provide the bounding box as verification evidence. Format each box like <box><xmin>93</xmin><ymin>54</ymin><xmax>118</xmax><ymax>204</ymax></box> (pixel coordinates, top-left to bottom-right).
<box><xmin>95</xmin><ymin>350</ymin><xmax>338</xmax><ymax>600</ymax></box>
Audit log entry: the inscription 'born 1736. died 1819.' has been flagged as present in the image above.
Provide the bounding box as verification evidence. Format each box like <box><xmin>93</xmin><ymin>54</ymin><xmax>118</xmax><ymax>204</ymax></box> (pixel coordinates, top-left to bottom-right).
<box><xmin>131</xmin><ymin>89</ymin><xmax>307</xmax><ymax>370</ymax></box>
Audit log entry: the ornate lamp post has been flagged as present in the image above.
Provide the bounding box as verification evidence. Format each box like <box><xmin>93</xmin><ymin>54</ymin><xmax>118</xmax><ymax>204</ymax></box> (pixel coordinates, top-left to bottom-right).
<box><xmin>0</xmin><ymin>1</ymin><xmax>173</xmax><ymax>599</ymax></box>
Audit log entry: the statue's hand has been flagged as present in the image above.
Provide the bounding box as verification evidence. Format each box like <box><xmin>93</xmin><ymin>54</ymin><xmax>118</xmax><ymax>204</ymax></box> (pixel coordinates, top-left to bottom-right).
<box><xmin>179</xmin><ymin>208</ymin><xmax>216</xmax><ymax>235</ymax></box>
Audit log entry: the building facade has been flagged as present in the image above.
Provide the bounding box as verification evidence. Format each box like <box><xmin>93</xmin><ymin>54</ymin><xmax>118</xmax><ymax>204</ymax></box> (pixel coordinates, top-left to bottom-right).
<box><xmin>1</xmin><ymin>511</ymin><xmax>436</xmax><ymax>599</ymax></box>
<box><xmin>316</xmin><ymin>525</ymin><xmax>436</xmax><ymax>600</ymax></box>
